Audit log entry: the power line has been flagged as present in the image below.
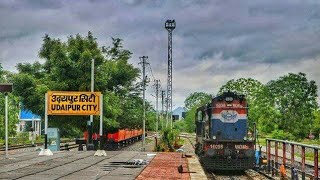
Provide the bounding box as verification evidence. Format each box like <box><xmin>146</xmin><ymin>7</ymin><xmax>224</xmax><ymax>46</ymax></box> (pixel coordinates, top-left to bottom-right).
<box><xmin>147</xmin><ymin>63</ymin><xmax>156</xmax><ymax>82</ymax></box>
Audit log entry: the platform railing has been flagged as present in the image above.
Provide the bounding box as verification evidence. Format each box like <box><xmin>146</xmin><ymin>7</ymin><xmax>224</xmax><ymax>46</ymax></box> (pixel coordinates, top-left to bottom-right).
<box><xmin>266</xmin><ymin>138</ymin><xmax>319</xmax><ymax>180</ymax></box>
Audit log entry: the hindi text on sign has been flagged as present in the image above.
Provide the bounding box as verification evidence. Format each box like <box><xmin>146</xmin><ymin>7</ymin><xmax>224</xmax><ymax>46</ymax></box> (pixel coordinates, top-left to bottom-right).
<box><xmin>47</xmin><ymin>91</ymin><xmax>101</xmax><ymax>115</ymax></box>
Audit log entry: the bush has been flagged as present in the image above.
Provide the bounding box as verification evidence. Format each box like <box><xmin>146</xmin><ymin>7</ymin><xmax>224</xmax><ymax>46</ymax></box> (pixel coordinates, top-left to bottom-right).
<box><xmin>9</xmin><ymin>132</ymin><xmax>30</xmax><ymax>145</ymax></box>
<box><xmin>270</xmin><ymin>130</ymin><xmax>295</xmax><ymax>140</ymax></box>
<box><xmin>173</xmin><ymin>120</ymin><xmax>186</xmax><ymax>132</ymax></box>
<box><xmin>157</xmin><ymin>127</ymin><xmax>181</xmax><ymax>152</ymax></box>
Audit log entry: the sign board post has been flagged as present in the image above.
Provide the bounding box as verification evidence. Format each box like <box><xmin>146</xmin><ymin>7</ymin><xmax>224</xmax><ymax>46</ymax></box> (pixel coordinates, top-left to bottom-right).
<box><xmin>0</xmin><ymin>83</ymin><xmax>13</xmax><ymax>158</ymax></box>
<box><xmin>94</xmin><ymin>94</ymin><xmax>106</xmax><ymax>156</ymax></box>
<box><xmin>39</xmin><ymin>93</ymin><xmax>52</xmax><ymax>156</ymax></box>
<box><xmin>39</xmin><ymin>91</ymin><xmax>106</xmax><ymax>156</ymax></box>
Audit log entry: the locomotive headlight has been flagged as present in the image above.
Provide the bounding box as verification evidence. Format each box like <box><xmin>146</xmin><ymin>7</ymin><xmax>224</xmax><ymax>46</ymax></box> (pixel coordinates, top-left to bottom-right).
<box><xmin>243</xmin><ymin>136</ymin><xmax>247</xmax><ymax>141</ymax></box>
<box><xmin>212</xmin><ymin>136</ymin><xmax>216</xmax><ymax>140</ymax></box>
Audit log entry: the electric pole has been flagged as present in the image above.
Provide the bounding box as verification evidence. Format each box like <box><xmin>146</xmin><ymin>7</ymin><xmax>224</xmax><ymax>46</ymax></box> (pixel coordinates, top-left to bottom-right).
<box><xmin>161</xmin><ymin>90</ymin><xmax>165</xmax><ymax>129</ymax></box>
<box><xmin>139</xmin><ymin>56</ymin><xmax>148</xmax><ymax>150</ymax></box>
<box><xmin>154</xmin><ymin>80</ymin><xmax>160</xmax><ymax>135</ymax></box>
<box><xmin>165</xmin><ymin>19</ymin><xmax>176</xmax><ymax>130</ymax></box>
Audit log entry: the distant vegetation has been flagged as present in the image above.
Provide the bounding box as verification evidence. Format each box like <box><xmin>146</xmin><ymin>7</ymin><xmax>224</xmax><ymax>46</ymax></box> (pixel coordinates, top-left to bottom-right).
<box><xmin>176</xmin><ymin>74</ymin><xmax>319</xmax><ymax>141</ymax></box>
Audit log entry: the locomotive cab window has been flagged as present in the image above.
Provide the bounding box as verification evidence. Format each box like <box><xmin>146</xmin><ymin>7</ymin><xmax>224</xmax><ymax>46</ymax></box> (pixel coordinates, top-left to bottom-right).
<box><xmin>197</xmin><ymin>111</ymin><xmax>202</xmax><ymax>121</ymax></box>
<box><xmin>196</xmin><ymin>121</ymin><xmax>202</xmax><ymax>136</ymax></box>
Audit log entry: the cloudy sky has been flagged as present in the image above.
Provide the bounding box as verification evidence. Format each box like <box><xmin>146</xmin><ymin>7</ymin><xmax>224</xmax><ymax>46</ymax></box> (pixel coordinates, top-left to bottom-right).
<box><xmin>1</xmin><ymin>0</ymin><xmax>320</xmax><ymax>108</ymax></box>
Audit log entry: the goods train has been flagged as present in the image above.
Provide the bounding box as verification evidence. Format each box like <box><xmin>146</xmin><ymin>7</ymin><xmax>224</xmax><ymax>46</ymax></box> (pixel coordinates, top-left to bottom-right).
<box><xmin>195</xmin><ymin>91</ymin><xmax>256</xmax><ymax>170</ymax></box>
<box><xmin>82</xmin><ymin>129</ymin><xmax>143</xmax><ymax>150</ymax></box>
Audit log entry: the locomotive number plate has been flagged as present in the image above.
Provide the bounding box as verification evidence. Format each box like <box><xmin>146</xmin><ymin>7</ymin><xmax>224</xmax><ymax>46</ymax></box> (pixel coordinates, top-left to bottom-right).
<box><xmin>234</xmin><ymin>144</ymin><xmax>249</xmax><ymax>149</ymax></box>
<box><xmin>209</xmin><ymin>144</ymin><xmax>223</xmax><ymax>149</ymax></box>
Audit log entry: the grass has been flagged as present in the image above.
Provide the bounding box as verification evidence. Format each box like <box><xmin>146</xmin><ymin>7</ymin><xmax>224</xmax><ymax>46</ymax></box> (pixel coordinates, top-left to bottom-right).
<box><xmin>256</xmin><ymin>137</ymin><xmax>267</xmax><ymax>147</ymax></box>
<box><xmin>258</xmin><ymin>136</ymin><xmax>320</xmax><ymax>162</ymax></box>
<box><xmin>300</xmin><ymin>139</ymin><xmax>320</xmax><ymax>146</ymax></box>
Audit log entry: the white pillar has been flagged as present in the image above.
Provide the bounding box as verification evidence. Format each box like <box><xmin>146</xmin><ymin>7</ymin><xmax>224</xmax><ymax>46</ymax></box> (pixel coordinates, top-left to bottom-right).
<box><xmin>37</xmin><ymin>121</ymin><xmax>40</xmax><ymax>136</ymax></box>
<box><xmin>5</xmin><ymin>94</ymin><xmax>8</xmax><ymax>158</ymax></box>
<box><xmin>39</xmin><ymin>93</ymin><xmax>53</xmax><ymax>156</ymax></box>
<box><xmin>94</xmin><ymin>94</ymin><xmax>106</xmax><ymax>156</ymax></box>
<box><xmin>40</xmin><ymin>121</ymin><xmax>42</xmax><ymax>136</ymax></box>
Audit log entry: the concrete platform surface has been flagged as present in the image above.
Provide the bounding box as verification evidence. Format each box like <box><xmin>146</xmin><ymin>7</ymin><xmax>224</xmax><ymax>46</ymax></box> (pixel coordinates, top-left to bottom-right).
<box><xmin>0</xmin><ymin>151</ymin><xmax>155</xmax><ymax>180</ymax></box>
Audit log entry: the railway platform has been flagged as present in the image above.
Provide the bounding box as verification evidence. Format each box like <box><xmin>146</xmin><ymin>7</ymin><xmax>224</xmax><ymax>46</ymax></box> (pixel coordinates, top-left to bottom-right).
<box><xmin>137</xmin><ymin>152</ymin><xmax>208</xmax><ymax>180</ymax></box>
<box><xmin>0</xmin><ymin>149</ymin><xmax>207</xmax><ymax>179</ymax></box>
<box><xmin>0</xmin><ymin>151</ymin><xmax>153</xmax><ymax>180</ymax></box>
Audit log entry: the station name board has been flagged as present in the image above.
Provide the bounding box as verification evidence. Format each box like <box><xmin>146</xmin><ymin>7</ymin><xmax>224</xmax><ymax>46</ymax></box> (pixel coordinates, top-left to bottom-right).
<box><xmin>47</xmin><ymin>91</ymin><xmax>101</xmax><ymax>115</ymax></box>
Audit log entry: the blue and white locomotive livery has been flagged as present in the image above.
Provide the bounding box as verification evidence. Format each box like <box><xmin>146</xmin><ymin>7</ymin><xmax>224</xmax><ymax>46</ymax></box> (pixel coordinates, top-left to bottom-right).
<box><xmin>195</xmin><ymin>91</ymin><xmax>256</xmax><ymax>170</ymax></box>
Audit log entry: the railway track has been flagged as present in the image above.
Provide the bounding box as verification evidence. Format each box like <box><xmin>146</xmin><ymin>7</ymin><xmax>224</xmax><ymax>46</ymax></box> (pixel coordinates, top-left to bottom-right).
<box><xmin>0</xmin><ymin>141</ymin><xmax>77</xmax><ymax>153</ymax></box>
<box><xmin>208</xmin><ymin>169</ymin><xmax>271</xmax><ymax>180</ymax></box>
<box><xmin>180</xmin><ymin>133</ymin><xmax>274</xmax><ymax>180</ymax></box>
<box><xmin>0</xmin><ymin>143</ymin><xmax>42</xmax><ymax>151</ymax></box>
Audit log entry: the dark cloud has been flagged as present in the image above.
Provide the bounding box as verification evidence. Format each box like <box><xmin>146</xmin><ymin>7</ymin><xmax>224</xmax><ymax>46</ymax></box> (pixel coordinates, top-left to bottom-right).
<box><xmin>0</xmin><ymin>0</ymin><xmax>320</xmax><ymax>106</ymax></box>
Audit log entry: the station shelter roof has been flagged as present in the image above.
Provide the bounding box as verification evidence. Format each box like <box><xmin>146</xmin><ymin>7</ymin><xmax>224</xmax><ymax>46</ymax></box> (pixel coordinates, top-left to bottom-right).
<box><xmin>19</xmin><ymin>109</ymin><xmax>41</xmax><ymax>121</ymax></box>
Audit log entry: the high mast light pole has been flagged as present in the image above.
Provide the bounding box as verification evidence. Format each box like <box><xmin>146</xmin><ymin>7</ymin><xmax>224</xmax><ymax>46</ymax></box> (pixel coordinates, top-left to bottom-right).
<box><xmin>165</xmin><ymin>19</ymin><xmax>176</xmax><ymax>130</ymax></box>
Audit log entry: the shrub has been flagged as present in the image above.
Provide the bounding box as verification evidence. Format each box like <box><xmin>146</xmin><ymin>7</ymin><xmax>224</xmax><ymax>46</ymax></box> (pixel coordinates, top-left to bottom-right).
<box><xmin>270</xmin><ymin>130</ymin><xmax>295</xmax><ymax>140</ymax></box>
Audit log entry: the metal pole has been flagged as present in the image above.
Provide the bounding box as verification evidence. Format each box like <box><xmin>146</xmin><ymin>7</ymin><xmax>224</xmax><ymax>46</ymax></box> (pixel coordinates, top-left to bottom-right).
<box><xmin>165</xmin><ymin>20</ymin><xmax>175</xmax><ymax>130</ymax></box>
<box><xmin>99</xmin><ymin>94</ymin><xmax>103</xmax><ymax>150</ymax></box>
<box><xmin>155</xmin><ymin>80</ymin><xmax>160</xmax><ymax>135</ymax></box>
<box><xmin>161</xmin><ymin>90</ymin><xmax>165</xmax><ymax>129</ymax></box>
<box><xmin>89</xmin><ymin>59</ymin><xmax>94</xmax><ymax>145</ymax></box>
<box><xmin>283</xmin><ymin>142</ymin><xmax>286</xmax><ymax>166</ymax></box>
<box><xmin>314</xmin><ymin>149</ymin><xmax>318</xmax><ymax>179</ymax></box>
<box><xmin>139</xmin><ymin>56</ymin><xmax>148</xmax><ymax>150</ymax></box>
<box><xmin>45</xmin><ymin>93</ymin><xmax>48</xmax><ymax>149</ymax></box>
<box><xmin>143</xmin><ymin>60</ymin><xmax>146</xmax><ymax>150</ymax></box>
<box><xmin>302</xmin><ymin>146</ymin><xmax>306</xmax><ymax>180</ymax></box>
<box><xmin>5</xmin><ymin>94</ymin><xmax>8</xmax><ymax>158</ymax></box>
<box><xmin>267</xmin><ymin>140</ymin><xmax>271</xmax><ymax>173</ymax></box>
<box><xmin>165</xmin><ymin>88</ymin><xmax>169</xmax><ymax>129</ymax></box>
<box><xmin>32</xmin><ymin>118</ymin><xmax>34</xmax><ymax>146</ymax></box>
<box><xmin>275</xmin><ymin>142</ymin><xmax>278</xmax><ymax>175</ymax></box>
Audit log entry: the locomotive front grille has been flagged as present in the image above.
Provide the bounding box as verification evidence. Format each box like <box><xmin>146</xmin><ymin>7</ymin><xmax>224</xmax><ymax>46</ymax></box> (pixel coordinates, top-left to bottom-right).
<box><xmin>200</xmin><ymin>156</ymin><xmax>255</xmax><ymax>170</ymax></box>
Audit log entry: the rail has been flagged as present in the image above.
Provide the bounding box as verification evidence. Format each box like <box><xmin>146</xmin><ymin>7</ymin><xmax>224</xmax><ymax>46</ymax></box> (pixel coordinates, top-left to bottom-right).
<box><xmin>0</xmin><ymin>140</ymin><xmax>75</xmax><ymax>151</ymax></box>
<box><xmin>266</xmin><ymin>138</ymin><xmax>319</xmax><ymax>179</ymax></box>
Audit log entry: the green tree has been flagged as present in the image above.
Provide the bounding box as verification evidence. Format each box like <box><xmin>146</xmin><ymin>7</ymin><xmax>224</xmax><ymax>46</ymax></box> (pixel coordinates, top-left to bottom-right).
<box><xmin>312</xmin><ymin>110</ymin><xmax>320</xmax><ymax>138</ymax></box>
<box><xmin>13</xmin><ymin>32</ymin><xmax>143</xmax><ymax>136</ymax></box>
<box><xmin>218</xmin><ymin>78</ymin><xmax>266</xmax><ymax>128</ymax></box>
<box><xmin>183</xmin><ymin>92</ymin><xmax>211</xmax><ymax>133</ymax></box>
<box><xmin>218</xmin><ymin>78</ymin><xmax>265</xmax><ymax>104</ymax></box>
<box><xmin>183</xmin><ymin>107</ymin><xmax>197</xmax><ymax>133</ymax></box>
<box><xmin>184</xmin><ymin>92</ymin><xmax>212</xmax><ymax>110</ymax></box>
<box><xmin>0</xmin><ymin>64</ymin><xmax>20</xmax><ymax>138</ymax></box>
<box><xmin>267</xmin><ymin>72</ymin><xmax>318</xmax><ymax>138</ymax></box>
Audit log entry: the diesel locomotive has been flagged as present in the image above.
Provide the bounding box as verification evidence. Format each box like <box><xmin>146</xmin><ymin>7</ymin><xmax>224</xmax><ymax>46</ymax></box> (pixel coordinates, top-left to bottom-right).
<box><xmin>195</xmin><ymin>91</ymin><xmax>256</xmax><ymax>170</ymax></box>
